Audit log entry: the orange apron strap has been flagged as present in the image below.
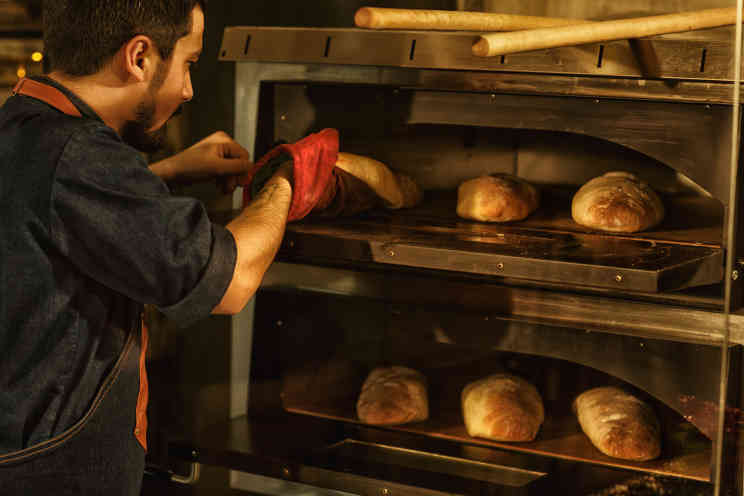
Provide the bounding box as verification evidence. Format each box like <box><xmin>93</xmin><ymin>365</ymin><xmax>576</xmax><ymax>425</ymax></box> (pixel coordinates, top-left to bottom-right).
<box><xmin>12</xmin><ymin>78</ymin><xmax>83</xmax><ymax>118</ymax></box>
<box><xmin>134</xmin><ymin>316</ymin><xmax>149</xmax><ymax>451</ymax></box>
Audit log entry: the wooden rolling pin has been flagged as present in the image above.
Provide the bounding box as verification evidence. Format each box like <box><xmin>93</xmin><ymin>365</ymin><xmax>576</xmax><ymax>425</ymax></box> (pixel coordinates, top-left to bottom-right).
<box><xmin>354</xmin><ymin>7</ymin><xmax>585</xmax><ymax>31</ymax></box>
<box><xmin>473</xmin><ymin>6</ymin><xmax>738</xmax><ymax>57</ymax></box>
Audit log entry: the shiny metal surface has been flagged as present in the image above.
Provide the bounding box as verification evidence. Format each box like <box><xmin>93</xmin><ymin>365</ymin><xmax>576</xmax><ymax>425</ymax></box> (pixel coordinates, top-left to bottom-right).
<box><xmin>171</xmin><ymin>413</ymin><xmax>639</xmax><ymax>495</ymax></box>
<box><xmin>319</xmin><ymin>440</ymin><xmax>546</xmax><ymax>487</ymax></box>
<box><xmin>220</xmin><ymin>26</ymin><xmax>736</xmax><ymax>82</ymax></box>
<box><xmin>261</xmin><ymin>262</ymin><xmax>742</xmax><ymax>345</ymax></box>
<box><xmin>225</xmin><ymin>34</ymin><xmax>740</xmax><ymax>494</ymax></box>
<box><xmin>281</xmin><ymin>217</ymin><xmax>724</xmax><ymax>293</ymax></box>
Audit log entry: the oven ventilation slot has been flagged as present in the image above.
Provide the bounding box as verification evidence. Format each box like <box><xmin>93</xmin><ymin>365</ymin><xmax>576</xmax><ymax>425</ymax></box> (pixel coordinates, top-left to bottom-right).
<box><xmin>218</xmin><ymin>26</ymin><xmax>734</xmax><ymax>82</ymax></box>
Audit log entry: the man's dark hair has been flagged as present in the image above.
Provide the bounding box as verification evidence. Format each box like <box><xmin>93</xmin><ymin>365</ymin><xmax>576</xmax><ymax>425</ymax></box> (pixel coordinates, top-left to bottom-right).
<box><xmin>43</xmin><ymin>0</ymin><xmax>208</xmax><ymax>76</ymax></box>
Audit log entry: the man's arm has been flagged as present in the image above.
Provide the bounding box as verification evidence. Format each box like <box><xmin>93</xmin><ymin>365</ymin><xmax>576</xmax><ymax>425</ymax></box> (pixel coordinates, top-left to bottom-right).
<box><xmin>149</xmin><ymin>131</ymin><xmax>252</xmax><ymax>188</ymax></box>
<box><xmin>212</xmin><ymin>163</ymin><xmax>292</xmax><ymax>314</ymax></box>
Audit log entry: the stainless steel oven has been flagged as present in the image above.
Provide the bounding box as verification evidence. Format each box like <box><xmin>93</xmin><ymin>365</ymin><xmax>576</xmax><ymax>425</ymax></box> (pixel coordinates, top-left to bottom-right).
<box><xmin>150</xmin><ymin>10</ymin><xmax>744</xmax><ymax>495</ymax></box>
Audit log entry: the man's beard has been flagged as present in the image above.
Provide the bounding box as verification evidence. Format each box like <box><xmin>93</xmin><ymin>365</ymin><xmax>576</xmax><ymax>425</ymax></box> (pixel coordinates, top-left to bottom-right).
<box><xmin>120</xmin><ymin>98</ymin><xmax>167</xmax><ymax>154</ymax></box>
<box><xmin>120</xmin><ymin>60</ymin><xmax>172</xmax><ymax>154</ymax></box>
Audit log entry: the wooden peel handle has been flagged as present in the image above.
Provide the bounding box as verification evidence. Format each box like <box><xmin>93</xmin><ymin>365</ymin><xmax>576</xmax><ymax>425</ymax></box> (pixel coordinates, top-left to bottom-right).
<box><xmin>473</xmin><ymin>6</ymin><xmax>738</xmax><ymax>57</ymax></box>
<box><xmin>355</xmin><ymin>7</ymin><xmax>585</xmax><ymax>32</ymax></box>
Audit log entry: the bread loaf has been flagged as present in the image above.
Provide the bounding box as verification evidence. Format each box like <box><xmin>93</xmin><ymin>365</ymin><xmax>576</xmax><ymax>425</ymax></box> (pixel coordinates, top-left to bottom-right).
<box><xmin>573</xmin><ymin>387</ymin><xmax>661</xmax><ymax>461</ymax></box>
<box><xmin>571</xmin><ymin>172</ymin><xmax>665</xmax><ymax>233</ymax></box>
<box><xmin>335</xmin><ymin>152</ymin><xmax>423</xmax><ymax>209</ymax></box>
<box><xmin>356</xmin><ymin>366</ymin><xmax>428</xmax><ymax>425</ymax></box>
<box><xmin>456</xmin><ymin>174</ymin><xmax>539</xmax><ymax>222</ymax></box>
<box><xmin>461</xmin><ymin>374</ymin><xmax>544</xmax><ymax>442</ymax></box>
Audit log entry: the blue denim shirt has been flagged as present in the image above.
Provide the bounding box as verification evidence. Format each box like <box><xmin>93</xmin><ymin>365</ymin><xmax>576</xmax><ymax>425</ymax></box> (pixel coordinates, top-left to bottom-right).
<box><xmin>0</xmin><ymin>76</ymin><xmax>236</xmax><ymax>454</ymax></box>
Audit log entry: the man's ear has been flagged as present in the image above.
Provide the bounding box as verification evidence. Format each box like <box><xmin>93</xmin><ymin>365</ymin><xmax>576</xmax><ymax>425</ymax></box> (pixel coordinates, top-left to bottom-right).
<box><xmin>120</xmin><ymin>35</ymin><xmax>158</xmax><ymax>83</ymax></box>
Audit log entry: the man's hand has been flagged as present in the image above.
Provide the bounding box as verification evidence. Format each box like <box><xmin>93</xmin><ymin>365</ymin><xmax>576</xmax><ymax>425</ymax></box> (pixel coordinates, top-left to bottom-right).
<box><xmin>240</xmin><ymin>128</ymin><xmax>339</xmax><ymax>221</ymax></box>
<box><xmin>149</xmin><ymin>131</ymin><xmax>253</xmax><ymax>192</ymax></box>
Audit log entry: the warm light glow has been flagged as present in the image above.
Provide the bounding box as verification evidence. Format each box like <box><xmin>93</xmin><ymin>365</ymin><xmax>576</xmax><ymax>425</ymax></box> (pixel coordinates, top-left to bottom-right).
<box><xmin>16</xmin><ymin>66</ymin><xmax>26</xmax><ymax>79</ymax></box>
<box><xmin>31</xmin><ymin>52</ymin><xmax>43</xmax><ymax>63</ymax></box>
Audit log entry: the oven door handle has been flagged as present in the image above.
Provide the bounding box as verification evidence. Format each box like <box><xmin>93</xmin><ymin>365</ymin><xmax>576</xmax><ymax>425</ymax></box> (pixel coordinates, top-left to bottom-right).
<box><xmin>144</xmin><ymin>462</ymin><xmax>202</xmax><ymax>486</ymax></box>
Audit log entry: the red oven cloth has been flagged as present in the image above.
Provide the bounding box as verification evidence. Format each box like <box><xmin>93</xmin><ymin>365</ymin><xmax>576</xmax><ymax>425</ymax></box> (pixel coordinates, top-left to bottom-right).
<box><xmin>240</xmin><ymin>128</ymin><xmax>340</xmax><ymax>221</ymax></box>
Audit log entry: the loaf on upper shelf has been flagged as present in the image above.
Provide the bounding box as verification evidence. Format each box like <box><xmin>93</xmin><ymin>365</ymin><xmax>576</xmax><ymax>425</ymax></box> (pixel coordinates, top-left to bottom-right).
<box><xmin>571</xmin><ymin>171</ymin><xmax>665</xmax><ymax>233</ymax></box>
<box><xmin>461</xmin><ymin>373</ymin><xmax>545</xmax><ymax>442</ymax></box>
<box><xmin>573</xmin><ymin>386</ymin><xmax>661</xmax><ymax>461</ymax></box>
<box><xmin>456</xmin><ymin>174</ymin><xmax>539</xmax><ymax>222</ymax></box>
<box><xmin>335</xmin><ymin>152</ymin><xmax>423</xmax><ymax>210</ymax></box>
<box><xmin>311</xmin><ymin>152</ymin><xmax>423</xmax><ymax>218</ymax></box>
<box><xmin>356</xmin><ymin>366</ymin><xmax>429</xmax><ymax>425</ymax></box>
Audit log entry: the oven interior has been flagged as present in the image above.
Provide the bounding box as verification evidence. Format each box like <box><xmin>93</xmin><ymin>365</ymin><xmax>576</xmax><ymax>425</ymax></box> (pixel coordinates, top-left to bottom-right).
<box><xmin>265</xmin><ymin>81</ymin><xmax>726</xmax><ymax>302</ymax></box>
<box><xmin>227</xmin><ymin>288</ymin><xmax>723</xmax><ymax>495</ymax></box>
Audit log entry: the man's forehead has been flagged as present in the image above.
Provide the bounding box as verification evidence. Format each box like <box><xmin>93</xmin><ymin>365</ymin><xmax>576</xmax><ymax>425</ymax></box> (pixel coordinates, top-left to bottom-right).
<box><xmin>179</xmin><ymin>6</ymin><xmax>204</xmax><ymax>54</ymax></box>
<box><xmin>189</xmin><ymin>5</ymin><xmax>205</xmax><ymax>39</ymax></box>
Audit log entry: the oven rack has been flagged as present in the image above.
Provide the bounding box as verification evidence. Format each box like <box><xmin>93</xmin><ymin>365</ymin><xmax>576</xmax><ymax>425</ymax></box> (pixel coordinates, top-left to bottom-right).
<box><xmin>277</xmin><ymin>189</ymin><xmax>723</xmax><ymax>294</ymax></box>
<box><xmin>168</xmin><ymin>410</ymin><xmax>712</xmax><ymax>496</ymax></box>
<box><xmin>281</xmin><ymin>397</ymin><xmax>711</xmax><ymax>482</ymax></box>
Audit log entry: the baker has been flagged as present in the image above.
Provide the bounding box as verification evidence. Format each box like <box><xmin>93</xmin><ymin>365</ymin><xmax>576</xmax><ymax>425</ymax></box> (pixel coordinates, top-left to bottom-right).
<box><xmin>0</xmin><ymin>1</ymin><xmax>336</xmax><ymax>494</ymax></box>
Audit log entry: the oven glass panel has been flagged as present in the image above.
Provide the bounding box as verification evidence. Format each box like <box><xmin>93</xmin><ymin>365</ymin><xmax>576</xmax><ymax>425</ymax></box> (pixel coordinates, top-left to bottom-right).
<box><xmin>251</xmin><ymin>289</ymin><xmax>719</xmax><ymax>483</ymax></box>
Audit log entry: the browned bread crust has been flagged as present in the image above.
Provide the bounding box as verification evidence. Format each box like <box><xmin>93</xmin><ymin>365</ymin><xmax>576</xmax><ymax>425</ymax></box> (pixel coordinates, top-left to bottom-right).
<box><xmin>461</xmin><ymin>373</ymin><xmax>544</xmax><ymax>442</ymax></box>
<box><xmin>356</xmin><ymin>366</ymin><xmax>429</xmax><ymax>425</ymax></box>
<box><xmin>457</xmin><ymin>174</ymin><xmax>539</xmax><ymax>222</ymax></box>
<box><xmin>573</xmin><ymin>386</ymin><xmax>661</xmax><ymax>461</ymax></box>
<box><xmin>335</xmin><ymin>152</ymin><xmax>423</xmax><ymax>209</ymax></box>
<box><xmin>571</xmin><ymin>172</ymin><xmax>664</xmax><ymax>233</ymax></box>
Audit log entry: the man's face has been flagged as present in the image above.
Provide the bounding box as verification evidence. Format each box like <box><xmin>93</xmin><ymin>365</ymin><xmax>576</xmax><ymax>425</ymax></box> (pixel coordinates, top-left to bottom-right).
<box><xmin>121</xmin><ymin>6</ymin><xmax>204</xmax><ymax>152</ymax></box>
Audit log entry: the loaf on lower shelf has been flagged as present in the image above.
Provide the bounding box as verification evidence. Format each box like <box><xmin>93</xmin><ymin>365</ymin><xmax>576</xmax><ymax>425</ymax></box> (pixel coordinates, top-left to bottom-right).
<box><xmin>573</xmin><ymin>386</ymin><xmax>662</xmax><ymax>461</ymax></box>
<box><xmin>356</xmin><ymin>366</ymin><xmax>429</xmax><ymax>425</ymax></box>
<box><xmin>461</xmin><ymin>373</ymin><xmax>545</xmax><ymax>442</ymax></box>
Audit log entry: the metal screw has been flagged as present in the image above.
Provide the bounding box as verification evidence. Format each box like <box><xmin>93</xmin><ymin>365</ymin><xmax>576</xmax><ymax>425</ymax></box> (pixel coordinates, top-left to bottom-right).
<box><xmin>614</xmin><ymin>274</ymin><xmax>623</xmax><ymax>283</ymax></box>
<box><xmin>381</xmin><ymin>489</ymin><xmax>390</xmax><ymax>496</ymax></box>
<box><xmin>706</xmin><ymin>104</ymin><xmax>712</xmax><ymax>110</ymax></box>
<box><xmin>490</xmin><ymin>93</ymin><xmax>497</xmax><ymax>100</ymax></box>
<box><xmin>497</xmin><ymin>262</ymin><xmax>504</xmax><ymax>270</ymax></box>
<box><xmin>594</xmin><ymin>98</ymin><xmax>600</xmax><ymax>104</ymax></box>
<box><xmin>387</xmin><ymin>249</ymin><xmax>396</xmax><ymax>257</ymax></box>
<box><xmin>733</xmin><ymin>270</ymin><xmax>739</xmax><ymax>281</ymax></box>
<box><xmin>191</xmin><ymin>450</ymin><xmax>198</xmax><ymax>460</ymax></box>
<box><xmin>280</xmin><ymin>114</ymin><xmax>287</xmax><ymax>121</ymax></box>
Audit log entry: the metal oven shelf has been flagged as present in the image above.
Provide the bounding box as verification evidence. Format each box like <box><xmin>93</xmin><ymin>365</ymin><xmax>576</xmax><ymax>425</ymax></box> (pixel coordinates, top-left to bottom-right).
<box><xmin>277</xmin><ymin>190</ymin><xmax>723</xmax><ymax>294</ymax></box>
<box><xmin>168</xmin><ymin>410</ymin><xmax>712</xmax><ymax>496</ymax></box>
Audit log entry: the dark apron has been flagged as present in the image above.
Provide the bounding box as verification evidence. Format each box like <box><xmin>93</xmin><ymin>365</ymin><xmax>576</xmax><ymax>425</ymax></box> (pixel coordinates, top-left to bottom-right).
<box><xmin>0</xmin><ymin>78</ymin><xmax>150</xmax><ymax>496</ymax></box>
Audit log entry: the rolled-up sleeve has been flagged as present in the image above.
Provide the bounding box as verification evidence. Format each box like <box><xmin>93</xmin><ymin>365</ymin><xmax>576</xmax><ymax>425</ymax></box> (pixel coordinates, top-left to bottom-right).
<box><xmin>50</xmin><ymin>125</ymin><xmax>237</xmax><ymax>327</ymax></box>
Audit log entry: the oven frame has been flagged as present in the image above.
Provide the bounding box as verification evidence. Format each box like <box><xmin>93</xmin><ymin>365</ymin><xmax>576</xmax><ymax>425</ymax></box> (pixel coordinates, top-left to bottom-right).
<box><xmin>164</xmin><ymin>28</ymin><xmax>744</xmax><ymax>495</ymax></box>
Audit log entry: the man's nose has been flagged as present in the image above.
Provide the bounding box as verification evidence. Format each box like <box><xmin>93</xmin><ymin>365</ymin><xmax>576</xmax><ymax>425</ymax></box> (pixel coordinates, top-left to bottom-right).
<box><xmin>183</xmin><ymin>73</ymin><xmax>194</xmax><ymax>102</ymax></box>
